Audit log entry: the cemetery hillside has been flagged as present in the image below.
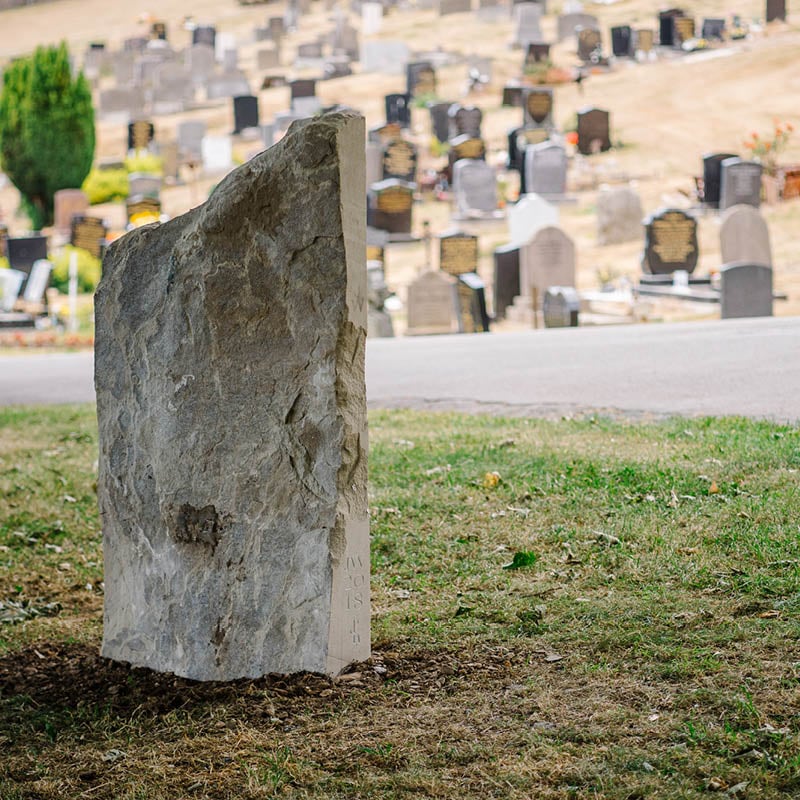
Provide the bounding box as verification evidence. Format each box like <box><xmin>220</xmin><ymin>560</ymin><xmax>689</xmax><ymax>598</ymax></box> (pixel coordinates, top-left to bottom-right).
<box><xmin>0</xmin><ymin>0</ymin><xmax>799</xmax><ymax>797</ymax></box>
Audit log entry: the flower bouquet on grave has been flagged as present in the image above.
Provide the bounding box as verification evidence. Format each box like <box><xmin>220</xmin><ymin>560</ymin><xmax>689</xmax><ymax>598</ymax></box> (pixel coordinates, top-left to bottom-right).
<box><xmin>743</xmin><ymin>120</ymin><xmax>794</xmax><ymax>178</ymax></box>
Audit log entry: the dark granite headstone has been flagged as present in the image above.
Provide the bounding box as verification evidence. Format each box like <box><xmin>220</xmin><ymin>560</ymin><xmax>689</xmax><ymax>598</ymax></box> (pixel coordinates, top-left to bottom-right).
<box><xmin>719</xmin><ymin>158</ymin><xmax>763</xmax><ymax>211</ymax></box>
<box><xmin>543</xmin><ymin>286</ymin><xmax>580</xmax><ymax>327</ymax></box>
<box><xmin>642</xmin><ymin>208</ymin><xmax>698</xmax><ymax>274</ymax></box>
<box><xmin>457</xmin><ymin>273</ymin><xmax>490</xmax><ymax>333</ymax></box>
<box><xmin>439</xmin><ymin>231</ymin><xmax>479</xmax><ymax>276</ymax></box>
<box><xmin>150</xmin><ymin>21</ymin><xmax>168</xmax><ymax>40</ymax></box>
<box><xmin>507</xmin><ymin>126</ymin><xmax>525</xmax><ymax>171</ymax></box>
<box><xmin>701</xmin><ymin>18</ymin><xmax>726</xmax><ymax>39</ymax></box>
<box><xmin>192</xmin><ymin>26</ymin><xmax>216</xmax><ymax>48</ymax></box>
<box><xmin>7</xmin><ymin>235</ymin><xmax>48</xmax><ymax>278</ymax></box>
<box><xmin>576</xmin><ymin>107</ymin><xmax>611</xmax><ymax>154</ymax></box>
<box><xmin>70</xmin><ymin>216</ymin><xmax>107</xmax><ymax>260</ymax></box>
<box><xmin>493</xmin><ymin>244</ymin><xmax>520</xmax><ymax>319</ymax></box>
<box><xmin>127</xmin><ymin>120</ymin><xmax>155</xmax><ymax>152</ymax></box>
<box><xmin>577</xmin><ymin>26</ymin><xmax>603</xmax><ymax>61</ymax></box>
<box><xmin>659</xmin><ymin>8</ymin><xmax>684</xmax><ymax>45</ymax></box>
<box><xmin>702</xmin><ymin>152</ymin><xmax>738</xmax><ymax>207</ymax></box>
<box><xmin>406</xmin><ymin>61</ymin><xmax>437</xmax><ymax>97</ymax></box>
<box><xmin>429</xmin><ymin>102</ymin><xmax>452</xmax><ymax>142</ymax></box>
<box><xmin>367</xmin><ymin>179</ymin><xmax>414</xmax><ymax>235</ymax></box>
<box><xmin>385</xmin><ymin>93</ymin><xmax>412</xmax><ymax>128</ymax></box>
<box><xmin>382</xmin><ymin>138</ymin><xmax>418</xmax><ymax>182</ymax></box>
<box><xmin>525</xmin><ymin>41</ymin><xmax>551</xmax><ymax>65</ymax></box>
<box><xmin>502</xmin><ymin>84</ymin><xmax>524</xmax><ymax>107</ymax></box>
<box><xmin>611</xmin><ymin>25</ymin><xmax>633</xmax><ymax>56</ymax></box>
<box><xmin>290</xmin><ymin>79</ymin><xmax>317</xmax><ymax>99</ymax></box>
<box><xmin>233</xmin><ymin>95</ymin><xmax>260</xmax><ymax>134</ymax></box>
<box><xmin>766</xmin><ymin>0</ymin><xmax>786</xmax><ymax>21</ymax></box>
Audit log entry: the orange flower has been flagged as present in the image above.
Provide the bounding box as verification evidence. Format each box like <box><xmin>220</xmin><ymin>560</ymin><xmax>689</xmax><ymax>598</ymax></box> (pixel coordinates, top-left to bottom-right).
<box><xmin>764</xmin><ymin>142</ymin><xmax>772</xmax><ymax>151</ymax></box>
<box><xmin>751</xmin><ymin>132</ymin><xmax>759</xmax><ymax>138</ymax></box>
<box><xmin>565</xmin><ymin>131</ymin><xmax>579</xmax><ymax>145</ymax></box>
<box><xmin>788</xmin><ymin>123</ymin><xmax>795</xmax><ymax>132</ymax></box>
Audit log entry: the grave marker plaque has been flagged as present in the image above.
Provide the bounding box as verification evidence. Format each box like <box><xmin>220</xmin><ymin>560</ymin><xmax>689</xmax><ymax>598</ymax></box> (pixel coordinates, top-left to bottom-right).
<box><xmin>457</xmin><ymin>273</ymin><xmax>490</xmax><ymax>333</ymax></box>
<box><xmin>766</xmin><ymin>0</ymin><xmax>786</xmax><ymax>21</ymax></box>
<box><xmin>781</xmin><ymin>167</ymin><xmax>800</xmax><ymax>200</ymax></box>
<box><xmin>520</xmin><ymin>225</ymin><xmax>576</xmax><ymax>300</ymax></box>
<box><xmin>450</xmin><ymin>135</ymin><xmax>487</xmax><ymax>162</ymax></box>
<box><xmin>429</xmin><ymin>102</ymin><xmax>452</xmax><ymax>142</ymax></box>
<box><xmin>702</xmin><ymin>152</ymin><xmax>738</xmax><ymax>207</ymax></box>
<box><xmin>449</xmin><ymin>105</ymin><xmax>483</xmax><ymax>138</ymax></box>
<box><xmin>525</xmin><ymin>41</ymin><xmax>551</xmax><ymax>65</ymax></box>
<box><xmin>382</xmin><ymin>139</ymin><xmax>417</xmax><ymax>182</ymax></box>
<box><xmin>126</xmin><ymin>196</ymin><xmax>162</xmax><ymax>223</ymax></box>
<box><xmin>673</xmin><ymin>16</ymin><xmax>695</xmax><ymax>45</ymax></box>
<box><xmin>525</xmin><ymin>140</ymin><xmax>567</xmax><ymax>197</ymax></box>
<box><xmin>406</xmin><ymin>61</ymin><xmax>437</xmax><ymax>97</ymax></box>
<box><xmin>151</xmin><ymin>21</ymin><xmax>167</xmax><ymax>40</ymax></box>
<box><xmin>406</xmin><ymin>270</ymin><xmax>460</xmax><ymax>334</ymax></box>
<box><xmin>385</xmin><ymin>94</ymin><xmax>412</xmax><ymax>128</ymax></box>
<box><xmin>611</xmin><ymin>25</ymin><xmax>633</xmax><ymax>56</ymax></box>
<box><xmin>543</xmin><ymin>286</ymin><xmax>579</xmax><ymax>327</ymax></box>
<box><xmin>71</xmin><ymin>216</ymin><xmax>107</xmax><ymax>259</ymax></box>
<box><xmin>128</xmin><ymin>120</ymin><xmax>155</xmax><ymax>152</ymax></box>
<box><xmin>493</xmin><ymin>244</ymin><xmax>520</xmax><ymax>318</ymax></box>
<box><xmin>636</xmin><ymin>29</ymin><xmax>655</xmax><ymax>52</ymax></box>
<box><xmin>720</xmin><ymin>205</ymin><xmax>772</xmax><ymax>266</ymax></box>
<box><xmin>453</xmin><ymin>159</ymin><xmax>497</xmax><ymax>216</ymax></box>
<box><xmin>367</xmin><ymin>179</ymin><xmax>414</xmax><ymax>235</ymax></box>
<box><xmin>642</xmin><ymin>208</ymin><xmax>698</xmax><ymax>274</ymax></box>
<box><xmin>233</xmin><ymin>95</ymin><xmax>260</xmax><ymax>134</ymax></box>
<box><xmin>720</xmin><ymin>263</ymin><xmax>773</xmax><ymax>318</ymax></box>
<box><xmin>523</xmin><ymin>88</ymin><xmax>554</xmax><ymax>129</ymax></box>
<box><xmin>192</xmin><ymin>26</ymin><xmax>216</xmax><ymax>48</ymax></box>
<box><xmin>439</xmin><ymin>232</ymin><xmax>479</xmax><ymax>276</ymax></box>
<box><xmin>577</xmin><ymin>26</ymin><xmax>602</xmax><ymax>61</ymax></box>
<box><xmin>701</xmin><ymin>18</ymin><xmax>726</xmax><ymax>39</ymax></box>
<box><xmin>7</xmin><ymin>235</ymin><xmax>48</xmax><ymax>276</ymax></box>
<box><xmin>659</xmin><ymin>8</ymin><xmax>685</xmax><ymax>45</ymax></box>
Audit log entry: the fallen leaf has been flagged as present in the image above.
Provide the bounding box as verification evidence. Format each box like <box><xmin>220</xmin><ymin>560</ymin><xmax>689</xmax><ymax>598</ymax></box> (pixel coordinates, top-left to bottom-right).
<box><xmin>707</xmin><ymin>777</ymin><xmax>728</xmax><ymax>791</ymax></box>
<box><xmin>669</xmin><ymin>490</ymin><xmax>680</xmax><ymax>508</ymax></box>
<box><xmin>63</xmin><ymin>495</ymin><xmax>77</xmax><ymax>504</ymax></box>
<box><xmin>709</xmin><ymin>482</ymin><xmax>720</xmax><ymax>495</ymax></box>
<box><xmin>592</xmin><ymin>530</ymin><xmax>621</xmax><ymax>546</ymax></box>
<box><xmin>503</xmin><ymin>551</ymin><xmax>538</xmax><ymax>570</ymax></box>
<box><xmin>726</xmin><ymin>782</ymin><xmax>748</xmax><ymax>797</ymax></box>
<box><xmin>544</xmin><ymin>653</ymin><xmax>564</xmax><ymax>663</ymax></box>
<box><xmin>425</xmin><ymin>464</ymin><xmax>451</xmax><ymax>476</ymax></box>
<box><xmin>483</xmin><ymin>471</ymin><xmax>501</xmax><ymax>488</ymax></box>
<box><xmin>101</xmin><ymin>749</ymin><xmax>127</xmax><ymax>763</ymax></box>
<box><xmin>757</xmin><ymin>609</ymin><xmax>781</xmax><ymax>619</ymax></box>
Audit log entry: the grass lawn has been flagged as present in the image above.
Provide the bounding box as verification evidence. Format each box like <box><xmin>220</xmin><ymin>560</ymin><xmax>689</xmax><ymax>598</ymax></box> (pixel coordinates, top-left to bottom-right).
<box><xmin>0</xmin><ymin>405</ymin><xmax>798</xmax><ymax>799</ymax></box>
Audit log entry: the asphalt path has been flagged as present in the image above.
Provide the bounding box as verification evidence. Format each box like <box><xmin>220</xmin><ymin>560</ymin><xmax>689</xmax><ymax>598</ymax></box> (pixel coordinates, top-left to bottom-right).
<box><xmin>0</xmin><ymin>317</ymin><xmax>798</xmax><ymax>421</ymax></box>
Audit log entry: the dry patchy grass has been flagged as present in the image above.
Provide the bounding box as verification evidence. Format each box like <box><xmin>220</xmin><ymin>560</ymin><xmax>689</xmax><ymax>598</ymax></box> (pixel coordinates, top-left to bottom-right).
<box><xmin>1</xmin><ymin>406</ymin><xmax>799</xmax><ymax>798</ymax></box>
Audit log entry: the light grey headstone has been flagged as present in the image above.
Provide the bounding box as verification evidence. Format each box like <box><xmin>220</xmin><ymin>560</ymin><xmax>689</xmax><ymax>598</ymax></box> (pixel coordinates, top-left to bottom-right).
<box><xmin>360</xmin><ymin>40</ymin><xmax>409</xmax><ymax>74</ymax></box>
<box><xmin>128</xmin><ymin>173</ymin><xmax>162</xmax><ymax>198</ymax></box>
<box><xmin>453</xmin><ymin>159</ymin><xmax>497</xmax><ymax>216</ymax></box>
<box><xmin>524</xmin><ymin>140</ymin><xmax>567</xmax><ymax>197</ymax></box>
<box><xmin>720</xmin><ymin>263</ymin><xmax>773</xmax><ymax>319</ymax></box>
<box><xmin>201</xmin><ymin>135</ymin><xmax>233</xmax><ymax>173</ymax></box>
<box><xmin>596</xmin><ymin>186</ymin><xmax>643</xmax><ymax>245</ymax></box>
<box><xmin>557</xmin><ymin>12</ymin><xmax>599</xmax><ymax>40</ymax></box>
<box><xmin>257</xmin><ymin>47</ymin><xmax>280</xmax><ymax>70</ymax></box>
<box><xmin>206</xmin><ymin>72</ymin><xmax>251</xmax><ymax>100</ymax></box>
<box><xmin>222</xmin><ymin>48</ymin><xmax>239</xmax><ymax>72</ymax></box>
<box><xmin>22</xmin><ymin>260</ymin><xmax>52</xmax><ymax>304</ymax></box>
<box><xmin>98</xmin><ymin>87</ymin><xmax>145</xmax><ymax>122</ymax></box>
<box><xmin>215</xmin><ymin>32</ymin><xmax>237</xmax><ymax>62</ymax></box>
<box><xmin>0</xmin><ymin>269</ymin><xmax>26</xmax><ymax>312</ymax></box>
<box><xmin>366</xmin><ymin>141</ymin><xmax>384</xmax><ymax>188</ymax></box>
<box><xmin>520</xmin><ymin>225</ymin><xmax>576</xmax><ymax>301</ymax></box>
<box><xmin>720</xmin><ymin>204</ymin><xmax>772</xmax><ymax>266</ymax></box>
<box><xmin>186</xmin><ymin>44</ymin><xmax>216</xmax><ymax>85</ymax></box>
<box><xmin>178</xmin><ymin>120</ymin><xmax>207</xmax><ymax>160</ymax></box>
<box><xmin>292</xmin><ymin>96</ymin><xmax>323</xmax><ymax>117</ymax></box>
<box><xmin>719</xmin><ymin>158</ymin><xmax>762</xmax><ymax>211</ymax></box>
<box><xmin>406</xmin><ymin>270</ymin><xmax>460</xmax><ymax>334</ymax></box>
<box><xmin>508</xmin><ymin>193</ymin><xmax>559</xmax><ymax>246</ymax></box>
<box><xmin>515</xmin><ymin>3</ymin><xmax>543</xmax><ymax>47</ymax></box>
<box><xmin>96</xmin><ymin>113</ymin><xmax>369</xmax><ymax>681</ymax></box>
<box><xmin>362</xmin><ymin>2</ymin><xmax>383</xmax><ymax>33</ymax></box>
<box><xmin>543</xmin><ymin>286</ymin><xmax>580</xmax><ymax>327</ymax></box>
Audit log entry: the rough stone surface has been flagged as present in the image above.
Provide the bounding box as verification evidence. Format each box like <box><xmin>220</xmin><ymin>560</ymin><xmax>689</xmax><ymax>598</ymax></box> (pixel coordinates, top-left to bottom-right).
<box><xmin>95</xmin><ymin>113</ymin><xmax>369</xmax><ymax>681</ymax></box>
<box><xmin>596</xmin><ymin>185</ymin><xmax>643</xmax><ymax>246</ymax></box>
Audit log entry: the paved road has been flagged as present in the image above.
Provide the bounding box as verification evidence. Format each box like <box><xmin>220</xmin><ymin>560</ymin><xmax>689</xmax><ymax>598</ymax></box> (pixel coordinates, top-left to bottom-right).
<box><xmin>1</xmin><ymin>317</ymin><xmax>798</xmax><ymax>421</ymax></box>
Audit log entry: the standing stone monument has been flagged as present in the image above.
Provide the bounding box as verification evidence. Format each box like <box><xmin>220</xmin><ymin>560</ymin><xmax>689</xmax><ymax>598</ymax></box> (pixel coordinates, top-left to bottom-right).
<box><xmin>438</xmin><ymin>231</ymin><xmax>479</xmax><ymax>276</ymax></box>
<box><xmin>702</xmin><ymin>152</ymin><xmax>738</xmax><ymax>208</ymax></box>
<box><xmin>406</xmin><ymin>270</ymin><xmax>461</xmax><ymax>335</ymax></box>
<box><xmin>508</xmin><ymin>193</ymin><xmax>559</xmax><ymax>246</ymax></box>
<box><xmin>95</xmin><ymin>113</ymin><xmax>370</xmax><ymax>681</ymax></box>
<box><xmin>577</xmin><ymin>108</ymin><xmax>611</xmax><ymax>154</ymax></box>
<box><xmin>720</xmin><ymin>205</ymin><xmax>772</xmax><ymax>266</ymax></box>
<box><xmin>520</xmin><ymin>225</ymin><xmax>576</xmax><ymax>299</ymax></box>
<box><xmin>452</xmin><ymin>159</ymin><xmax>498</xmax><ymax>218</ymax></box>
<box><xmin>524</xmin><ymin>140</ymin><xmax>567</xmax><ymax>198</ymax></box>
<box><xmin>719</xmin><ymin>158</ymin><xmax>762</xmax><ymax>211</ymax></box>
<box><xmin>493</xmin><ymin>244</ymin><xmax>520</xmax><ymax>319</ymax></box>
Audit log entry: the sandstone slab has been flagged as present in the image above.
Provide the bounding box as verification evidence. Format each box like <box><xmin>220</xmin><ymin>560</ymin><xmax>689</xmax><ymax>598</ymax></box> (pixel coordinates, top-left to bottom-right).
<box><xmin>95</xmin><ymin>112</ymin><xmax>369</xmax><ymax>680</ymax></box>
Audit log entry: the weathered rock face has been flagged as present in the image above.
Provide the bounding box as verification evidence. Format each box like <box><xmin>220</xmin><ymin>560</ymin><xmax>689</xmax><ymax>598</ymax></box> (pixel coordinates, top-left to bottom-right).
<box><xmin>95</xmin><ymin>112</ymin><xmax>369</xmax><ymax>681</ymax></box>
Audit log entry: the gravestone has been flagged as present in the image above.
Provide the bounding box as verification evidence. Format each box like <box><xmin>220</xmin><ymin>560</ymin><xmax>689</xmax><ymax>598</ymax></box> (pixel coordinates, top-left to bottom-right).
<box><xmin>258</xmin><ymin>47</ymin><xmax>280</xmax><ymax>70</ymax></box>
<box><xmin>577</xmin><ymin>26</ymin><xmax>602</xmax><ymax>62</ymax></box>
<box><xmin>233</xmin><ymin>95</ymin><xmax>260</xmax><ymax>134</ymax></box>
<box><xmin>406</xmin><ymin>62</ymin><xmax>437</xmax><ymax>97</ymax></box>
<box><xmin>523</xmin><ymin>88</ymin><xmax>554</xmax><ymax>130</ymax></box>
<box><xmin>719</xmin><ymin>158</ymin><xmax>762</xmax><ymax>211</ymax></box>
<box><xmin>438</xmin><ymin>231</ymin><xmax>479</xmax><ymax>275</ymax></box>
<box><xmin>178</xmin><ymin>120</ymin><xmax>207</xmax><ymax>160</ymax></box>
<box><xmin>502</xmin><ymin>83</ymin><xmax>525</xmax><ymax>107</ymax></box>
<box><xmin>524</xmin><ymin>140</ymin><xmax>567</xmax><ymax>197</ymax></box>
<box><xmin>457</xmin><ymin>273</ymin><xmax>490</xmax><ymax>333</ymax></box>
<box><xmin>429</xmin><ymin>102</ymin><xmax>452</xmax><ymax>143</ymax></box>
<box><xmin>366</xmin><ymin>226</ymin><xmax>388</xmax><ymax>265</ymax></box>
<box><xmin>193</xmin><ymin>25</ymin><xmax>216</xmax><ymax>47</ymax></box>
<box><xmin>636</xmin><ymin>29</ymin><xmax>655</xmax><ymax>53</ymax></box>
<box><xmin>781</xmin><ymin>166</ymin><xmax>800</xmax><ymax>200</ymax></box>
<box><xmin>201</xmin><ymin>136</ymin><xmax>234</xmax><ymax>174</ymax></box>
<box><xmin>297</xmin><ymin>42</ymin><xmax>323</xmax><ymax>60</ymax></box>
<box><xmin>543</xmin><ymin>286</ymin><xmax>580</xmax><ymax>327</ymax></box>
<box><xmin>515</xmin><ymin>3</ymin><xmax>543</xmax><ymax>47</ymax></box>
<box><xmin>525</xmin><ymin>41</ymin><xmax>551</xmax><ymax>65</ymax></box>
<box><xmin>97</xmin><ymin>113</ymin><xmax>369</xmax><ymax>681</ymax></box>
<box><xmin>720</xmin><ymin>205</ymin><xmax>772</xmax><ymax>266</ymax></box>
<box><xmin>7</xmin><ymin>236</ymin><xmax>48</xmax><ymax>280</ymax></box>
<box><xmin>577</xmin><ymin>107</ymin><xmax>611</xmax><ymax>154</ymax></box>
<box><xmin>369</xmin><ymin>122</ymin><xmax>402</xmax><ymax>144</ymax></box>
<box><xmin>291</xmin><ymin>81</ymin><xmax>322</xmax><ymax>117</ymax></box>
<box><xmin>766</xmin><ymin>0</ymin><xmax>786</xmax><ymax>21</ymax></box>
<box><xmin>509</xmin><ymin>193</ymin><xmax>559</xmax><ymax>245</ymax></box>
<box><xmin>520</xmin><ymin>225</ymin><xmax>576</xmax><ymax>301</ymax></box>
<box><xmin>367</xmin><ymin>179</ymin><xmax>414</xmax><ymax>237</ymax></box>
<box><xmin>452</xmin><ymin>159</ymin><xmax>497</xmax><ymax>217</ymax></box>
<box><xmin>673</xmin><ymin>16</ymin><xmax>695</xmax><ymax>45</ymax></box>
<box><xmin>449</xmin><ymin>105</ymin><xmax>482</xmax><ymax>138</ymax></box>
<box><xmin>160</xmin><ymin>141</ymin><xmax>180</xmax><ymax>183</ymax></box>
<box><xmin>382</xmin><ymin>139</ymin><xmax>417</xmax><ymax>182</ymax></box>
<box><xmin>71</xmin><ymin>216</ymin><xmax>107</xmax><ymax>259</ymax></box>
<box><xmin>207</xmin><ymin>72</ymin><xmax>252</xmax><ymax>101</ymax></box>
<box><xmin>507</xmin><ymin>127</ymin><xmax>525</xmax><ymax>172</ymax></box>
<box><xmin>493</xmin><ymin>244</ymin><xmax>520</xmax><ymax>318</ymax></box>
<box><xmin>362</xmin><ymin>3</ymin><xmax>383</xmax><ymax>34</ymax></box>
<box><xmin>611</xmin><ymin>25</ymin><xmax>633</xmax><ymax>56</ymax></box>
<box><xmin>438</xmin><ymin>0</ymin><xmax>471</xmax><ymax>13</ymax></box>
<box><xmin>360</xmin><ymin>40</ymin><xmax>409</xmax><ymax>74</ymax></box>
<box><xmin>701</xmin><ymin>18</ymin><xmax>725</xmax><ymax>39</ymax></box>
<box><xmin>385</xmin><ymin>94</ymin><xmax>412</xmax><ymax>128</ymax></box>
<box><xmin>186</xmin><ymin>44</ymin><xmax>216</xmax><ymax>84</ymax></box>
<box><xmin>641</xmin><ymin>208</ymin><xmax>698</xmax><ymax>274</ymax></box>
<box><xmin>151</xmin><ymin>20</ymin><xmax>168</xmax><ymax>40</ymax></box>
<box><xmin>99</xmin><ymin>87</ymin><xmax>145</xmax><ymax>122</ymax></box>
<box><xmin>720</xmin><ymin>263</ymin><xmax>773</xmax><ymax>318</ymax></box>
<box><xmin>596</xmin><ymin>186</ymin><xmax>643</xmax><ymax>245</ymax></box>
<box><xmin>126</xmin><ymin>196</ymin><xmax>162</xmax><ymax>224</ymax></box>
<box><xmin>702</xmin><ymin>152</ymin><xmax>738</xmax><ymax>207</ymax></box>
<box><xmin>54</xmin><ymin>189</ymin><xmax>89</xmax><ymax>234</ymax></box>
<box><xmin>659</xmin><ymin>8</ymin><xmax>684</xmax><ymax>46</ymax></box>
<box><xmin>406</xmin><ymin>270</ymin><xmax>460</xmax><ymax>335</ymax></box>
<box><xmin>128</xmin><ymin>120</ymin><xmax>155</xmax><ymax>152</ymax></box>
<box><xmin>557</xmin><ymin>12</ymin><xmax>598</xmax><ymax>41</ymax></box>
<box><xmin>449</xmin><ymin>135</ymin><xmax>487</xmax><ymax>164</ymax></box>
